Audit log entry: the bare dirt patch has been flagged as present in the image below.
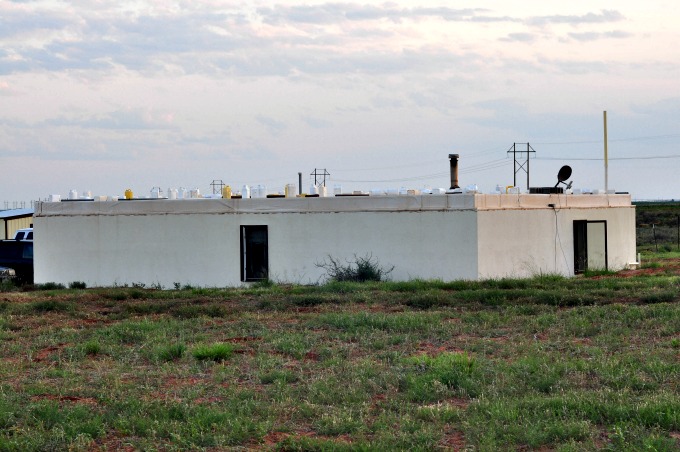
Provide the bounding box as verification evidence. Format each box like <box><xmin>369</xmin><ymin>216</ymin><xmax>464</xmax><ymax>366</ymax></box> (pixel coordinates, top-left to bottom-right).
<box><xmin>32</xmin><ymin>343</ymin><xmax>71</xmax><ymax>362</ymax></box>
<box><xmin>593</xmin><ymin>257</ymin><xmax>680</xmax><ymax>279</ymax></box>
<box><xmin>31</xmin><ymin>394</ymin><xmax>99</xmax><ymax>406</ymax></box>
<box><xmin>438</xmin><ymin>429</ymin><xmax>466</xmax><ymax>450</ymax></box>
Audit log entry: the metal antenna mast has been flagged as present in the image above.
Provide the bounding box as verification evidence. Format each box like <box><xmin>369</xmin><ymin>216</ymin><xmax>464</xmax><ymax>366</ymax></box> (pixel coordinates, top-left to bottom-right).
<box><xmin>210</xmin><ymin>179</ymin><xmax>225</xmax><ymax>195</ymax></box>
<box><xmin>310</xmin><ymin>168</ymin><xmax>330</xmax><ymax>187</ymax></box>
<box><xmin>506</xmin><ymin>143</ymin><xmax>536</xmax><ymax>190</ymax></box>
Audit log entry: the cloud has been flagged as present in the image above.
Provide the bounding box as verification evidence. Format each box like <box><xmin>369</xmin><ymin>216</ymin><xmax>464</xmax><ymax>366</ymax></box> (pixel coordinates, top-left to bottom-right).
<box><xmin>0</xmin><ymin>6</ymin><xmax>252</xmax><ymax>74</ymax></box>
<box><xmin>301</xmin><ymin>116</ymin><xmax>333</xmax><ymax>129</ymax></box>
<box><xmin>527</xmin><ymin>10</ymin><xmax>625</xmax><ymax>27</ymax></box>
<box><xmin>257</xmin><ymin>4</ymin><xmax>492</xmax><ymax>24</ymax></box>
<box><xmin>567</xmin><ymin>30</ymin><xmax>633</xmax><ymax>41</ymax></box>
<box><xmin>46</xmin><ymin>108</ymin><xmax>176</xmax><ymax>130</ymax></box>
<box><xmin>499</xmin><ymin>32</ymin><xmax>536</xmax><ymax>43</ymax></box>
<box><xmin>256</xmin><ymin>115</ymin><xmax>287</xmax><ymax>135</ymax></box>
<box><xmin>9</xmin><ymin>3</ymin><xmax>623</xmax><ymax>81</ymax></box>
<box><xmin>0</xmin><ymin>81</ymin><xmax>14</xmax><ymax>96</ymax></box>
<box><xmin>0</xmin><ymin>7</ymin><xmax>73</xmax><ymax>39</ymax></box>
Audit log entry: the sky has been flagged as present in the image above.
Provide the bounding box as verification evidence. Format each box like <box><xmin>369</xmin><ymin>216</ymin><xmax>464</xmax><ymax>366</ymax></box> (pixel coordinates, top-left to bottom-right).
<box><xmin>1</xmin><ymin>0</ymin><xmax>679</xmax><ymax>203</ymax></box>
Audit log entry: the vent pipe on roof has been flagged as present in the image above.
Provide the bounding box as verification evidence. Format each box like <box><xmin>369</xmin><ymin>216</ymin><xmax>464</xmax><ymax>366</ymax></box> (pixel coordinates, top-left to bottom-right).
<box><xmin>449</xmin><ymin>154</ymin><xmax>460</xmax><ymax>189</ymax></box>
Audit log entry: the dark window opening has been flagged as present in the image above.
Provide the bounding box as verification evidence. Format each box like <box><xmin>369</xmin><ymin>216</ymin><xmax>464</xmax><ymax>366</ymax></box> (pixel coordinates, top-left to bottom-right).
<box><xmin>573</xmin><ymin>220</ymin><xmax>607</xmax><ymax>274</ymax></box>
<box><xmin>22</xmin><ymin>243</ymin><xmax>33</xmax><ymax>260</ymax></box>
<box><xmin>241</xmin><ymin>226</ymin><xmax>268</xmax><ymax>282</ymax></box>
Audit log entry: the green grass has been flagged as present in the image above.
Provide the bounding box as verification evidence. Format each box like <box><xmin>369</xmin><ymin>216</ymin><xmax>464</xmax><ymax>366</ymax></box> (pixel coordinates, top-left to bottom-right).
<box><xmin>192</xmin><ymin>343</ymin><xmax>238</xmax><ymax>361</ymax></box>
<box><xmin>0</xmin><ymin>260</ymin><xmax>678</xmax><ymax>450</ymax></box>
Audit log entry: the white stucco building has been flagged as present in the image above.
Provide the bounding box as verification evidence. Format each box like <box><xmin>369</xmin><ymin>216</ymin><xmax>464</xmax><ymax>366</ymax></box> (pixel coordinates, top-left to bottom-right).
<box><xmin>33</xmin><ymin>193</ymin><xmax>636</xmax><ymax>287</ymax></box>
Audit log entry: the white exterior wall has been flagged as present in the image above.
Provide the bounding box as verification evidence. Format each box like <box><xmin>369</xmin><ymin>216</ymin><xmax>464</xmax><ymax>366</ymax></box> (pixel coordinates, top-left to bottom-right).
<box><xmin>34</xmin><ymin>197</ymin><xmax>479</xmax><ymax>287</ymax></box>
<box><xmin>34</xmin><ymin>194</ymin><xmax>636</xmax><ymax>287</ymax></box>
<box><xmin>477</xmin><ymin>202</ymin><xmax>636</xmax><ymax>278</ymax></box>
<box><xmin>267</xmin><ymin>211</ymin><xmax>478</xmax><ymax>284</ymax></box>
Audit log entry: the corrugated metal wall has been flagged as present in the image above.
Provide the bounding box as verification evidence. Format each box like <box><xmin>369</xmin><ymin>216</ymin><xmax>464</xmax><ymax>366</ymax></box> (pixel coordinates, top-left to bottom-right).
<box><xmin>2</xmin><ymin>217</ymin><xmax>32</xmax><ymax>240</ymax></box>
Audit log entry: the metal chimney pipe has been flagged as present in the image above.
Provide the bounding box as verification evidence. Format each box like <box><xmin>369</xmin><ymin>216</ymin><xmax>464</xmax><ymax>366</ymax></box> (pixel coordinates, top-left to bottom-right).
<box><xmin>449</xmin><ymin>154</ymin><xmax>460</xmax><ymax>189</ymax></box>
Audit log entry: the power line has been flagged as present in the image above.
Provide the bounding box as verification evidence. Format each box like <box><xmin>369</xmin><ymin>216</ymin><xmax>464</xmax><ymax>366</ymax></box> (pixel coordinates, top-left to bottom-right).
<box><xmin>331</xmin><ymin>157</ymin><xmax>512</xmax><ymax>184</ymax></box>
<box><xmin>536</xmin><ymin>155</ymin><xmax>680</xmax><ymax>161</ymax></box>
<box><xmin>535</xmin><ymin>133</ymin><xmax>680</xmax><ymax>145</ymax></box>
<box><xmin>331</xmin><ymin>158</ymin><xmax>442</xmax><ymax>172</ymax></box>
<box><xmin>461</xmin><ymin>160</ymin><xmax>511</xmax><ymax>174</ymax></box>
<box><xmin>332</xmin><ymin>171</ymin><xmax>449</xmax><ymax>184</ymax></box>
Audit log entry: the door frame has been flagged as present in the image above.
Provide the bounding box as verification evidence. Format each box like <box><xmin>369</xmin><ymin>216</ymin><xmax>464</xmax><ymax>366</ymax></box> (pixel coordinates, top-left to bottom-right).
<box><xmin>240</xmin><ymin>225</ymin><xmax>269</xmax><ymax>282</ymax></box>
<box><xmin>573</xmin><ymin>220</ymin><xmax>608</xmax><ymax>274</ymax></box>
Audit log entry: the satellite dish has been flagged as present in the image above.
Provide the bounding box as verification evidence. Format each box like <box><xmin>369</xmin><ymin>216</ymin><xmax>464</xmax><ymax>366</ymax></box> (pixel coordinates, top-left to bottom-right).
<box><xmin>557</xmin><ymin>165</ymin><xmax>572</xmax><ymax>182</ymax></box>
<box><xmin>554</xmin><ymin>165</ymin><xmax>573</xmax><ymax>188</ymax></box>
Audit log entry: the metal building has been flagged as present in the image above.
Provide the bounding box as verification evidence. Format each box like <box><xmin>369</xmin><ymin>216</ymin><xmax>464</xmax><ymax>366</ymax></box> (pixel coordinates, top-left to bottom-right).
<box><xmin>0</xmin><ymin>208</ymin><xmax>33</xmax><ymax>240</ymax></box>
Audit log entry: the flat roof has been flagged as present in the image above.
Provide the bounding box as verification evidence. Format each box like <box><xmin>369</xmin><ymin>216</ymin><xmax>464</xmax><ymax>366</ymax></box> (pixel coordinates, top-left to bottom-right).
<box><xmin>0</xmin><ymin>208</ymin><xmax>34</xmax><ymax>220</ymax></box>
<box><xmin>35</xmin><ymin>194</ymin><xmax>632</xmax><ymax>217</ymax></box>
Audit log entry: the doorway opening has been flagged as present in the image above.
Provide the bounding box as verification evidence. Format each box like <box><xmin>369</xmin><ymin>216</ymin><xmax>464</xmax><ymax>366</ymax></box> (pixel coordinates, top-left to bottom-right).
<box><xmin>573</xmin><ymin>220</ymin><xmax>607</xmax><ymax>274</ymax></box>
<box><xmin>241</xmin><ymin>226</ymin><xmax>268</xmax><ymax>281</ymax></box>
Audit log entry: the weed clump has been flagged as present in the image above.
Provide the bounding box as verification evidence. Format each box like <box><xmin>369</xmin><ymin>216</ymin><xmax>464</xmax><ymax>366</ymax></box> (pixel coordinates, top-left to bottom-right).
<box><xmin>158</xmin><ymin>343</ymin><xmax>186</xmax><ymax>362</ymax></box>
<box><xmin>402</xmin><ymin>352</ymin><xmax>480</xmax><ymax>401</ymax></box>
<box><xmin>192</xmin><ymin>343</ymin><xmax>237</xmax><ymax>362</ymax></box>
<box><xmin>34</xmin><ymin>282</ymin><xmax>66</xmax><ymax>290</ymax></box>
<box><xmin>316</xmin><ymin>254</ymin><xmax>394</xmax><ymax>283</ymax></box>
<box><xmin>83</xmin><ymin>340</ymin><xmax>102</xmax><ymax>356</ymax></box>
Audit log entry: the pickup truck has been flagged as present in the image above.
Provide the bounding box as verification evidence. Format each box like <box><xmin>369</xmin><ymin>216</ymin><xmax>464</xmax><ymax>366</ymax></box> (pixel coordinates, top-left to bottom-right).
<box><xmin>13</xmin><ymin>228</ymin><xmax>33</xmax><ymax>241</ymax></box>
<box><xmin>0</xmin><ymin>229</ymin><xmax>33</xmax><ymax>283</ymax></box>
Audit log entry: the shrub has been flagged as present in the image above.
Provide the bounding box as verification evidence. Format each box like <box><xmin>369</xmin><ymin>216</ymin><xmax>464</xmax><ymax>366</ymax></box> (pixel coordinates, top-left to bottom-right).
<box><xmin>316</xmin><ymin>254</ymin><xmax>394</xmax><ymax>283</ymax></box>
<box><xmin>158</xmin><ymin>343</ymin><xmax>186</xmax><ymax>362</ymax></box>
<box><xmin>83</xmin><ymin>340</ymin><xmax>102</xmax><ymax>356</ymax></box>
<box><xmin>0</xmin><ymin>279</ymin><xmax>17</xmax><ymax>293</ymax></box>
<box><xmin>69</xmin><ymin>281</ymin><xmax>87</xmax><ymax>289</ymax></box>
<box><xmin>31</xmin><ymin>300</ymin><xmax>73</xmax><ymax>312</ymax></box>
<box><xmin>252</xmin><ymin>278</ymin><xmax>275</xmax><ymax>289</ymax></box>
<box><xmin>35</xmin><ymin>282</ymin><xmax>66</xmax><ymax>290</ymax></box>
<box><xmin>192</xmin><ymin>343</ymin><xmax>237</xmax><ymax>362</ymax></box>
<box><xmin>402</xmin><ymin>352</ymin><xmax>480</xmax><ymax>401</ymax></box>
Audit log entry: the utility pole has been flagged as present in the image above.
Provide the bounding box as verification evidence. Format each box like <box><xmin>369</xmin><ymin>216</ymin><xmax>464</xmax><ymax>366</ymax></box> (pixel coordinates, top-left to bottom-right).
<box><xmin>310</xmin><ymin>168</ymin><xmax>330</xmax><ymax>187</ymax></box>
<box><xmin>507</xmin><ymin>143</ymin><xmax>536</xmax><ymax>191</ymax></box>
<box><xmin>210</xmin><ymin>180</ymin><xmax>225</xmax><ymax>195</ymax></box>
<box><xmin>604</xmin><ymin>111</ymin><xmax>609</xmax><ymax>193</ymax></box>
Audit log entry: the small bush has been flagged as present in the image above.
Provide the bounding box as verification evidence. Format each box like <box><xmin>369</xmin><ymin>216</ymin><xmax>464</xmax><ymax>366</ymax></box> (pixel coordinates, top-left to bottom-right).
<box><xmin>69</xmin><ymin>281</ymin><xmax>87</xmax><ymax>289</ymax></box>
<box><xmin>158</xmin><ymin>343</ymin><xmax>186</xmax><ymax>362</ymax></box>
<box><xmin>260</xmin><ymin>369</ymin><xmax>298</xmax><ymax>384</ymax></box>
<box><xmin>402</xmin><ymin>352</ymin><xmax>480</xmax><ymax>401</ymax></box>
<box><xmin>252</xmin><ymin>278</ymin><xmax>275</xmax><ymax>289</ymax></box>
<box><xmin>0</xmin><ymin>279</ymin><xmax>17</xmax><ymax>293</ymax></box>
<box><xmin>316</xmin><ymin>254</ymin><xmax>394</xmax><ymax>283</ymax></box>
<box><xmin>171</xmin><ymin>304</ymin><xmax>226</xmax><ymax>318</ymax></box>
<box><xmin>83</xmin><ymin>340</ymin><xmax>102</xmax><ymax>356</ymax></box>
<box><xmin>192</xmin><ymin>343</ymin><xmax>237</xmax><ymax>361</ymax></box>
<box><xmin>31</xmin><ymin>300</ymin><xmax>73</xmax><ymax>312</ymax></box>
<box><xmin>102</xmin><ymin>291</ymin><xmax>129</xmax><ymax>301</ymax></box>
<box><xmin>35</xmin><ymin>282</ymin><xmax>66</xmax><ymax>290</ymax></box>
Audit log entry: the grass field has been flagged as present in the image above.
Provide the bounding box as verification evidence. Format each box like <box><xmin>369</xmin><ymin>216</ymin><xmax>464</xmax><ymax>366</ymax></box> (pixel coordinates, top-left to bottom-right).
<box><xmin>0</xmin><ymin>256</ymin><xmax>679</xmax><ymax>450</ymax></box>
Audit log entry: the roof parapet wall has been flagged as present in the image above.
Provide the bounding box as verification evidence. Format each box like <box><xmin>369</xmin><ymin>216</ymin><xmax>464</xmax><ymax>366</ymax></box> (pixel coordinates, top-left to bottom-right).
<box><xmin>34</xmin><ymin>194</ymin><xmax>632</xmax><ymax>217</ymax></box>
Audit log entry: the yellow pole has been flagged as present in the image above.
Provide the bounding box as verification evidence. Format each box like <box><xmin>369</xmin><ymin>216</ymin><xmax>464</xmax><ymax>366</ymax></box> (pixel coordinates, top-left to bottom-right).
<box><xmin>603</xmin><ymin>111</ymin><xmax>608</xmax><ymax>193</ymax></box>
